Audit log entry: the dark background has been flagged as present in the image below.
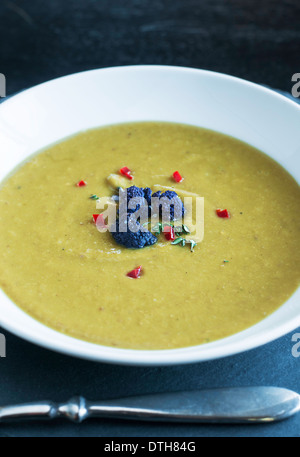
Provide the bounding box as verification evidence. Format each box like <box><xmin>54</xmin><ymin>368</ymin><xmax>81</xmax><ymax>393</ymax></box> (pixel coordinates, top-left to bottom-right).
<box><xmin>1</xmin><ymin>0</ymin><xmax>299</xmax><ymax>95</ymax></box>
<box><xmin>0</xmin><ymin>0</ymin><xmax>299</xmax><ymax>438</ymax></box>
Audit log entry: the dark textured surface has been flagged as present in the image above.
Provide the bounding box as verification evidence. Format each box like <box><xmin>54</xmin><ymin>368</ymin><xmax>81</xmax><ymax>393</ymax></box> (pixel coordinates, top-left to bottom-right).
<box><xmin>0</xmin><ymin>326</ymin><xmax>300</xmax><ymax>437</ymax></box>
<box><xmin>0</xmin><ymin>0</ymin><xmax>299</xmax><ymax>438</ymax></box>
<box><xmin>0</xmin><ymin>0</ymin><xmax>299</xmax><ymax>96</ymax></box>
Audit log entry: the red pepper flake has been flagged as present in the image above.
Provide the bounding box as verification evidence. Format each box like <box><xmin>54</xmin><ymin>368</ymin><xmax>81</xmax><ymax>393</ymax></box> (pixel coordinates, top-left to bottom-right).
<box><xmin>92</xmin><ymin>214</ymin><xmax>107</xmax><ymax>229</ymax></box>
<box><xmin>163</xmin><ymin>225</ymin><xmax>175</xmax><ymax>241</ymax></box>
<box><xmin>127</xmin><ymin>265</ymin><xmax>142</xmax><ymax>279</ymax></box>
<box><xmin>76</xmin><ymin>180</ymin><xmax>87</xmax><ymax>187</ymax></box>
<box><xmin>120</xmin><ymin>166</ymin><xmax>134</xmax><ymax>180</ymax></box>
<box><xmin>216</xmin><ymin>208</ymin><xmax>230</xmax><ymax>218</ymax></box>
<box><xmin>173</xmin><ymin>171</ymin><xmax>183</xmax><ymax>183</ymax></box>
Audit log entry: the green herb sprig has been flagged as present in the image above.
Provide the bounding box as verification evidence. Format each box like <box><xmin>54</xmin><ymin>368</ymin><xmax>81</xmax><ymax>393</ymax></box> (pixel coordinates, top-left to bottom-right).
<box><xmin>148</xmin><ymin>222</ymin><xmax>198</xmax><ymax>253</ymax></box>
<box><xmin>171</xmin><ymin>237</ymin><xmax>185</xmax><ymax>246</ymax></box>
<box><xmin>171</xmin><ymin>234</ymin><xmax>197</xmax><ymax>252</ymax></box>
<box><xmin>186</xmin><ymin>239</ymin><xmax>197</xmax><ymax>252</ymax></box>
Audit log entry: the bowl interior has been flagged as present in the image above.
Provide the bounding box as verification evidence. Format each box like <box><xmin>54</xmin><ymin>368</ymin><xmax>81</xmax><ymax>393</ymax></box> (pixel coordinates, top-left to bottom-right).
<box><xmin>0</xmin><ymin>65</ymin><xmax>299</xmax><ymax>365</ymax></box>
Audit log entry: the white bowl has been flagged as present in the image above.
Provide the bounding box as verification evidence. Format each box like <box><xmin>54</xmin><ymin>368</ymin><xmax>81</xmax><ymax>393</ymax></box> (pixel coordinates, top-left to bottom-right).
<box><xmin>0</xmin><ymin>65</ymin><xmax>299</xmax><ymax>366</ymax></box>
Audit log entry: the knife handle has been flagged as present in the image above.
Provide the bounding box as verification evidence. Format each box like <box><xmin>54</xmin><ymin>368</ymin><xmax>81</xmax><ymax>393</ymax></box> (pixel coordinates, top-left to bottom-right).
<box><xmin>0</xmin><ymin>387</ymin><xmax>299</xmax><ymax>424</ymax></box>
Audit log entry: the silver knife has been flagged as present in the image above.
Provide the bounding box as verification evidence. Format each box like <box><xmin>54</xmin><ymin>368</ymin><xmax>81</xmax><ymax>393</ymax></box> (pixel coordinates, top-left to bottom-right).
<box><xmin>0</xmin><ymin>386</ymin><xmax>299</xmax><ymax>424</ymax></box>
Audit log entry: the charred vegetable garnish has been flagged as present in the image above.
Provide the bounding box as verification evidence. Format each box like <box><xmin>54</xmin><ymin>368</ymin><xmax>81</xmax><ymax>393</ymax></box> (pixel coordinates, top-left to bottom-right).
<box><xmin>111</xmin><ymin>215</ymin><xmax>157</xmax><ymax>249</ymax></box>
<box><xmin>110</xmin><ymin>186</ymin><xmax>186</xmax><ymax>249</ymax></box>
<box><xmin>152</xmin><ymin>189</ymin><xmax>185</xmax><ymax>222</ymax></box>
<box><xmin>89</xmin><ymin>183</ymin><xmax>199</xmax><ymax>253</ymax></box>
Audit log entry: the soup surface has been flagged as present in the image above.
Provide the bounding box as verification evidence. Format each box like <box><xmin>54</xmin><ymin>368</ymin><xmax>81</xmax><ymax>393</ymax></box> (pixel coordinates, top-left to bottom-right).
<box><xmin>0</xmin><ymin>122</ymin><xmax>299</xmax><ymax>349</ymax></box>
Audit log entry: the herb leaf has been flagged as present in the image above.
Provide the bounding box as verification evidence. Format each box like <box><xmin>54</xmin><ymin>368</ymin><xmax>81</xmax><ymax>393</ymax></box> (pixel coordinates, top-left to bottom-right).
<box><xmin>182</xmin><ymin>224</ymin><xmax>191</xmax><ymax>234</ymax></box>
<box><xmin>152</xmin><ymin>222</ymin><xmax>163</xmax><ymax>234</ymax></box>
<box><xmin>171</xmin><ymin>237</ymin><xmax>184</xmax><ymax>245</ymax></box>
<box><xmin>186</xmin><ymin>239</ymin><xmax>197</xmax><ymax>252</ymax></box>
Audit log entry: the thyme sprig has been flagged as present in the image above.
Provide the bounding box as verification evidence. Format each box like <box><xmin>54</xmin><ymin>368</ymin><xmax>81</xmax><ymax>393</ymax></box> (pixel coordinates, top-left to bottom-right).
<box><xmin>182</xmin><ymin>224</ymin><xmax>191</xmax><ymax>234</ymax></box>
<box><xmin>186</xmin><ymin>239</ymin><xmax>197</xmax><ymax>252</ymax></box>
<box><xmin>148</xmin><ymin>221</ymin><xmax>198</xmax><ymax>252</ymax></box>
<box><xmin>171</xmin><ymin>232</ymin><xmax>197</xmax><ymax>252</ymax></box>
<box><xmin>171</xmin><ymin>237</ymin><xmax>184</xmax><ymax>246</ymax></box>
<box><xmin>151</xmin><ymin>222</ymin><xmax>163</xmax><ymax>235</ymax></box>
